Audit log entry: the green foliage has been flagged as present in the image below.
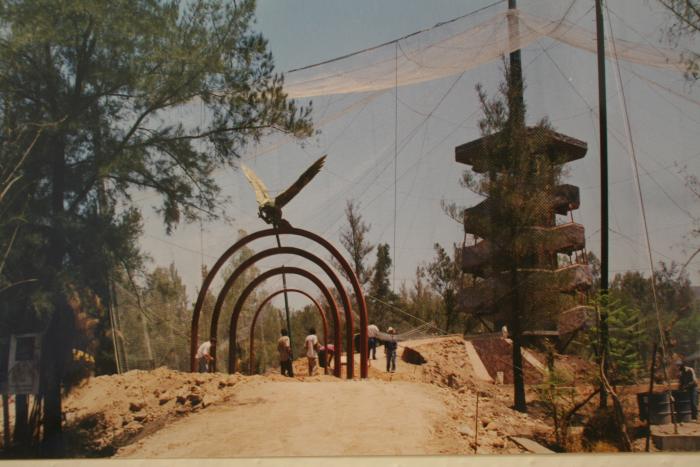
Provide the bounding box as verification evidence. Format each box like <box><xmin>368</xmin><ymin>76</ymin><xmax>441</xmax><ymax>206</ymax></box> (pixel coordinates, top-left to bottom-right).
<box><xmin>368</xmin><ymin>243</ymin><xmax>399</xmax><ymax>329</ymax></box>
<box><xmin>247</xmin><ymin>302</ymin><xmax>283</xmax><ymax>374</ymax></box>
<box><xmin>426</xmin><ymin>243</ymin><xmax>463</xmax><ymax>333</ymax></box>
<box><xmin>535</xmin><ymin>367</ymin><xmax>576</xmax><ymax>450</ymax></box>
<box><xmin>338</xmin><ymin>199</ymin><xmax>374</xmax><ymax>288</ymax></box>
<box><xmin>393</xmin><ymin>267</ymin><xmax>442</xmax><ymax>332</ymax></box>
<box><xmin>0</xmin><ymin>1</ymin><xmax>313</xmax><ymax>445</ymax></box>
<box><xmin>216</xmin><ymin>231</ymin><xmax>265</xmax><ymax>372</ymax></box>
<box><xmin>0</xmin><ymin>9</ymin><xmax>314</xmax><ymax>449</ymax></box>
<box><xmin>659</xmin><ymin>0</ymin><xmax>699</xmax><ymax>80</ymax></box>
<box><xmin>0</xmin><ymin>0</ymin><xmax>312</xmax><ymax>339</ymax></box>
<box><xmin>116</xmin><ymin>263</ymin><xmax>190</xmax><ymax>372</ymax></box>
<box><xmin>370</xmin><ymin>243</ymin><xmax>392</xmax><ymax>299</ymax></box>
<box><xmin>674</xmin><ymin>309</ymin><xmax>700</xmax><ymax>357</ymax></box>
<box><xmin>289</xmin><ymin>305</ymin><xmax>325</xmax><ymax>354</ymax></box>
<box><xmin>607</xmin><ymin>262</ymin><xmax>699</xmax><ymax>362</ymax></box>
<box><xmin>585</xmin><ymin>294</ymin><xmax>646</xmax><ymax>385</ymax></box>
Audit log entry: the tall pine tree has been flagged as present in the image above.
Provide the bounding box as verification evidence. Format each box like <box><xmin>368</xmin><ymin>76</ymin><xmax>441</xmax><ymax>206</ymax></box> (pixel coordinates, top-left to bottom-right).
<box><xmin>0</xmin><ymin>0</ymin><xmax>312</xmax><ymax>454</ymax></box>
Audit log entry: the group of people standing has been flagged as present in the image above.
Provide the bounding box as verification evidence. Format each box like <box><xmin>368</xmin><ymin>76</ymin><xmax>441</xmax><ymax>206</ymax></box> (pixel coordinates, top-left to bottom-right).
<box><xmin>196</xmin><ymin>323</ymin><xmax>401</xmax><ymax>377</ymax></box>
<box><xmin>276</xmin><ymin>323</ymin><xmax>399</xmax><ymax>376</ymax></box>
<box><xmin>277</xmin><ymin>327</ymin><xmax>327</xmax><ymax>377</ymax></box>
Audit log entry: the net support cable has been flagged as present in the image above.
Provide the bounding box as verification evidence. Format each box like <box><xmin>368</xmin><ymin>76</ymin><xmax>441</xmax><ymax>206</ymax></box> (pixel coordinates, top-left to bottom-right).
<box><xmin>606</xmin><ymin>4</ymin><xmax>673</xmax><ymax>400</ymax></box>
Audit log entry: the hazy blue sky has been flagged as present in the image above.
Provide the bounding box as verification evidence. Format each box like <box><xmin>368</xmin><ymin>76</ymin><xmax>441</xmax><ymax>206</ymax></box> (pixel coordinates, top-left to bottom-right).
<box><xmin>137</xmin><ymin>0</ymin><xmax>700</xmax><ymax>310</ymax></box>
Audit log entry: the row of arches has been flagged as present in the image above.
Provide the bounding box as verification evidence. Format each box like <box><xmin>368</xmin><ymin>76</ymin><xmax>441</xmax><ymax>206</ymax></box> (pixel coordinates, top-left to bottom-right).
<box><xmin>190</xmin><ymin>226</ymin><xmax>369</xmax><ymax>379</ymax></box>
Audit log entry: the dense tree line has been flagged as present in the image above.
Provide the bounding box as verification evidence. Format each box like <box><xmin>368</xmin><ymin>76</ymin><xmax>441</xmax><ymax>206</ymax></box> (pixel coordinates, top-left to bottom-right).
<box><xmin>0</xmin><ymin>0</ymin><xmax>311</xmax><ymax>455</ymax></box>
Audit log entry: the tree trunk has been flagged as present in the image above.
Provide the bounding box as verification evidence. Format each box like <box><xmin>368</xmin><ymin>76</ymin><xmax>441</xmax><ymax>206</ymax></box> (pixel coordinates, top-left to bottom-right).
<box><xmin>41</xmin><ymin>133</ymin><xmax>70</xmax><ymax>457</ymax></box>
<box><xmin>510</xmin><ymin>267</ymin><xmax>527</xmax><ymax>412</ymax></box>
<box><xmin>599</xmin><ymin>295</ymin><xmax>609</xmax><ymax>408</ymax></box>
<box><xmin>2</xmin><ymin>394</ymin><xmax>10</xmax><ymax>449</ymax></box>
<box><xmin>13</xmin><ymin>394</ymin><xmax>27</xmax><ymax>447</ymax></box>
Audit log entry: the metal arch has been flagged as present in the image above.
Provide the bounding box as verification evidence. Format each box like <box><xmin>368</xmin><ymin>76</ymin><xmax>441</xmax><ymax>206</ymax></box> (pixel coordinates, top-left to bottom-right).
<box><xmin>206</xmin><ymin>245</ymin><xmax>354</xmax><ymax>377</ymax></box>
<box><xmin>190</xmin><ymin>226</ymin><xmax>368</xmax><ymax>378</ymax></box>
<box><xmin>248</xmin><ymin>288</ymin><xmax>333</xmax><ymax>376</ymax></box>
<box><xmin>229</xmin><ymin>267</ymin><xmax>343</xmax><ymax>376</ymax></box>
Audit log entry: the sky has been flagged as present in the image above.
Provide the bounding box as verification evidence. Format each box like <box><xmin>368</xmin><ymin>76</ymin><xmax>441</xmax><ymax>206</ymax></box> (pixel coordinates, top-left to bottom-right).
<box><xmin>137</xmin><ymin>0</ymin><xmax>700</xmax><ymax>311</ymax></box>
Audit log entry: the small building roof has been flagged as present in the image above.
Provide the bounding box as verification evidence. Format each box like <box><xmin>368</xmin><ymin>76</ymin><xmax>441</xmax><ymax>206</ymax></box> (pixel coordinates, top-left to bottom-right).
<box><xmin>455</xmin><ymin>127</ymin><xmax>587</xmax><ymax>173</ymax></box>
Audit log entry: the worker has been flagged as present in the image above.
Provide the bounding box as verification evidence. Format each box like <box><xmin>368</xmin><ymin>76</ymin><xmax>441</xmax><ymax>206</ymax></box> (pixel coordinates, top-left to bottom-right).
<box><xmin>318</xmin><ymin>343</ymin><xmax>335</xmax><ymax>372</ymax></box>
<box><xmin>385</xmin><ymin>327</ymin><xmax>398</xmax><ymax>373</ymax></box>
<box><xmin>367</xmin><ymin>323</ymin><xmax>379</xmax><ymax>360</ymax></box>
<box><xmin>304</xmin><ymin>328</ymin><xmax>320</xmax><ymax>376</ymax></box>
<box><xmin>278</xmin><ymin>329</ymin><xmax>293</xmax><ymax>377</ymax></box>
<box><xmin>678</xmin><ymin>360</ymin><xmax>698</xmax><ymax>420</ymax></box>
<box><xmin>196</xmin><ymin>338</ymin><xmax>215</xmax><ymax>373</ymax></box>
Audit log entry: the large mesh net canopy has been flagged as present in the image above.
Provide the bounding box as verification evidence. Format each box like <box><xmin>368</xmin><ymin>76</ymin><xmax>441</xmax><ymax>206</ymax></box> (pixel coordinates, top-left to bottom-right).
<box><xmin>284</xmin><ymin>6</ymin><xmax>687</xmax><ymax>98</ymax></box>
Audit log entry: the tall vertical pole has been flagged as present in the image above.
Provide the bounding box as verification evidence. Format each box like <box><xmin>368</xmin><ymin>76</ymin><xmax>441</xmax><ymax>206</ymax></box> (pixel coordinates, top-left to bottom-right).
<box><xmin>275</xmin><ymin>233</ymin><xmax>294</xmax><ymax>373</ymax></box>
<box><xmin>508</xmin><ymin>0</ymin><xmax>527</xmax><ymax>413</ymax></box>
<box><xmin>508</xmin><ymin>0</ymin><xmax>524</xmax><ymax>127</ymax></box>
<box><xmin>281</xmin><ymin>265</ymin><xmax>293</xmax><ymax>350</ymax></box>
<box><xmin>595</xmin><ymin>0</ymin><xmax>610</xmax><ymax>408</ymax></box>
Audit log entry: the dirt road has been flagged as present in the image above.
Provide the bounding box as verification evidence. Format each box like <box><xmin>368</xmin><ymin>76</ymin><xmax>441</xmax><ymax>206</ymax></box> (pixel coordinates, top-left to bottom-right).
<box><xmin>55</xmin><ymin>337</ymin><xmax>549</xmax><ymax>457</ymax></box>
<box><xmin>117</xmin><ymin>377</ymin><xmax>459</xmax><ymax>457</ymax></box>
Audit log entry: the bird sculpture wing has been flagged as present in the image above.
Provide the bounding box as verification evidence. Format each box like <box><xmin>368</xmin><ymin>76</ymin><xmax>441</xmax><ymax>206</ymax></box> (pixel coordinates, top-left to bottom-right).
<box><xmin>241</xmin><ymin>164</ymin><xmax>272</xmax><ymax>206</ymax></box>
<box><xmin>274</xmin><ymin>155</ymin><xmax>327</xmax><ymax>209</ymax></box>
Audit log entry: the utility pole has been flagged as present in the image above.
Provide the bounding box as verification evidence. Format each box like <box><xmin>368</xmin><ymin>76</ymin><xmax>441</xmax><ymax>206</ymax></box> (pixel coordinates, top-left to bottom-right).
<box><xmin>508</xmin><ymin>0</ymin><xmax>527</xmax><ymax>413</ymax></box>
<box><xmin>281</xmin><ymin>264</ymin><xmax>293</xmax><ymax>358</ymax></box>
<box><xmin>595</xmin><ymin>0</ymin><xmax>610</xmax><ymax>408</ymax></box>
<box><xmin>276</xmin><ymin>228</ymin><xmax>294</xmax><ymax>376</ymax></box>
<box><xmin>508</xmin><ymin>0</ymin><xmax>524</xmax><ymax>127</ymax></box>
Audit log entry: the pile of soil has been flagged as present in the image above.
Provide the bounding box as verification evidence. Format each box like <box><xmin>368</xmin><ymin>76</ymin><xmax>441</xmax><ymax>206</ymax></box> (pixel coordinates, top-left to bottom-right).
<box><xmin>470</xmin><ymin>336</ymin><xmax>543</xmax><ymax>384</ymax></box>
<box><xmin>402</xmin><ymin>336</ymin><xmax>478</xmax><ymax>390</ymax></box>
<box><xmin>374</xmin><ymin>336</ymin><xmax>551</xmax><ymax>454</ymax></box>
<box><xmin>62</xmin><ymin>367</ymin><xmax>242</xmax><ymax>456</ymax></box>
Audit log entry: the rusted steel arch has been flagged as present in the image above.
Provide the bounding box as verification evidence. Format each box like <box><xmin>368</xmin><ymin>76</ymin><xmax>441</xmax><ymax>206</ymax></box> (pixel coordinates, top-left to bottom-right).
<box><xmin>206</xmin><ymin>245</ymin><xmax>355</xmax><ymax>377</ymax></box>
<box><xmin>190</xmin><ymin>227</ymin><xmax>368</xmax><ymax>378</ymax></box>
<box><xmin>229</xmin><ymin>267</ymin><xmax>343</xmax><ymax>376</ymax></box>
<box><xmin>248</xmin><ymin>288</ymin><xmax>333</xmax><ymax>376</ymax></box>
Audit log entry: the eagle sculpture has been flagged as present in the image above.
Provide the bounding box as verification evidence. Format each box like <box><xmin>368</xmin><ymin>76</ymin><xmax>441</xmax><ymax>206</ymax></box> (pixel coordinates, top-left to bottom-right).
<box><xmin>241</xmin><ymin>155</ymin><xmax>327</xmax><ymax>229</ymax></box>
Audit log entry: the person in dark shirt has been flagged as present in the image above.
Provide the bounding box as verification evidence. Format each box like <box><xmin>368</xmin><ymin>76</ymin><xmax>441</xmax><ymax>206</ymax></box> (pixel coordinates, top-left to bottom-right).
<box><xmin>678</xmin><ymin>360</ymin><xmax>698</xmax><ymax>420</ymax></box>
<box><xmin>385</xmin><ymin>327</ymin><xmax>398</xmax><ymax>373</ymax></box>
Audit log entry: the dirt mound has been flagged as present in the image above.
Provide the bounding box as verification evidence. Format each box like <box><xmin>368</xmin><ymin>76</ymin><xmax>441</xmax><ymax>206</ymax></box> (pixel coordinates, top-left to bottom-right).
<box><xmin>470</xmin><ymin>337</ymin><xmax>543</xmax><ymax>384</ymax></box>
<box><xmin>404</xmin><ymin>336</ymin><xmax>478</xmax><ymax>390</ymax></box>
<box><xmin>553</xmin><ymin>353</ymin><xmax>597</xmax><ymax>383</ymax></box>
<box><xmin>63</xmin><ymin>367</ymin><xmax>242</xmax><ymax>456</ymax></box>
<box><xmin>366</xmin><ymin>336</ymin><xmax>551</xmax><ymax>453</ymax></box>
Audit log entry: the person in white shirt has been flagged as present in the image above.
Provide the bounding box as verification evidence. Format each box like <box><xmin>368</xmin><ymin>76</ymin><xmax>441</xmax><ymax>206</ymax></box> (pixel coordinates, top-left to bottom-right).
<box><xmin>367</xmin><ymin>323</ymin><xmax>379</xmax><ymax>360</ymax></box>
<box><xmin>196</xmin><ymin>339</ymin><xmax>215</xmax><ymax>373</ymax></box>
<box><xmin>304</xmin><ymin>328</ymin><xmax>320</xmax><ymax>376</ymax></box>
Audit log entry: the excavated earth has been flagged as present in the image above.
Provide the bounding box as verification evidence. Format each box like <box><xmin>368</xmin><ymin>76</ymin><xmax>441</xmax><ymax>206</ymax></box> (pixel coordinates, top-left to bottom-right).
<box><xmin>58</xmin><ymin>336</ymin><xmax>572</xmax><ymax>457</ymax></box>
